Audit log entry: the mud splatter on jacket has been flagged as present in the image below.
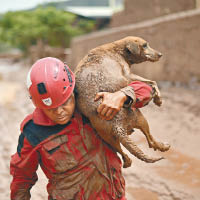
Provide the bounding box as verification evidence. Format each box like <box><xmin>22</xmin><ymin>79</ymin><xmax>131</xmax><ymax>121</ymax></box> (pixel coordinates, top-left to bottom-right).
<box><xmin>10</xmin><ymin>81</ymin><xmax>153</xmax><ymax>200</ymax></box>
<box><xmin>10</xmin><ymin>108</ymin><xmax>127</xmax><ymax>200</ymax></box>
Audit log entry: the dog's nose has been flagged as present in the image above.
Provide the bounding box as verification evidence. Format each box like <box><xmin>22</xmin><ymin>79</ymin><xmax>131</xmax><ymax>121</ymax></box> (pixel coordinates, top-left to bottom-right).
<box><xmin>158</xmin><ymin>52</ymin><xmax>162</xmax><ymax>58</ymax></box>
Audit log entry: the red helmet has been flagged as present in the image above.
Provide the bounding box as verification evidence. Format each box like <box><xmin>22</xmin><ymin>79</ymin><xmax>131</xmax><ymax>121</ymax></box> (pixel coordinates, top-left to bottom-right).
<box><xmin>27</xmin><ymin>57</ymin><xmax>75</xmax><ymax>109</ymax></box>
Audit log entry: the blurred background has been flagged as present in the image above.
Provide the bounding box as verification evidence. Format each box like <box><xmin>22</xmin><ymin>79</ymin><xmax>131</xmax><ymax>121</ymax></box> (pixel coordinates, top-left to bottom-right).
<box><xmin>0</xmin><ymin>0</ymin><xmax>200</xmax><ymax>199</ymax></box>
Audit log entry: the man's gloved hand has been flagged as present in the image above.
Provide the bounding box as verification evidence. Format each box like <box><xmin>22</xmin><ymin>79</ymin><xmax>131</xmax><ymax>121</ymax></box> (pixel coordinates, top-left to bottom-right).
<box><xmin>94</xmin><ymin>91</ymin><xmax>127</xmax><ymax>120</ymax></box>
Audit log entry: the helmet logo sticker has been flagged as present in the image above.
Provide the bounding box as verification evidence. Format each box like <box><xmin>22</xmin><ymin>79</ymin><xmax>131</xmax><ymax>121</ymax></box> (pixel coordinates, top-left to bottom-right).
<box><xmin>42</xmin><ymin>97</ymin><xmax>52</xmax><ymax>106</ymax></box>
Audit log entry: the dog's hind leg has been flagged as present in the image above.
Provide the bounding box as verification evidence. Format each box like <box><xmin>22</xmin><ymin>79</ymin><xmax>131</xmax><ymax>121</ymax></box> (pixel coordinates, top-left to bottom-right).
<box><xmin>89</xmin><ymin>116</ymin><xmax>132</xmax><ymax>168</ymax></box>
<box><xmin>135</xmin><ymin>109</ymin><xmax>170</xmax><ymax>152</ymax></box>
<box><xmin>113</xmin><ymin>125</ymin><xmax>164</xmax><ymax>163</ymax></box>
<box><xmin>106</xmin><ymin>138</ymin><xmax>132</xmax><ymax>168</ymax></box>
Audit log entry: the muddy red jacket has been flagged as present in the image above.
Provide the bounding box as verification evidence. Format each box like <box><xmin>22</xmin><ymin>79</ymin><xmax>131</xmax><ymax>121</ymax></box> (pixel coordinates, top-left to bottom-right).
<box><xmin>10</xmin><ymin>82</ymin><xmax>153</xmax><ymax>200</ymax></box>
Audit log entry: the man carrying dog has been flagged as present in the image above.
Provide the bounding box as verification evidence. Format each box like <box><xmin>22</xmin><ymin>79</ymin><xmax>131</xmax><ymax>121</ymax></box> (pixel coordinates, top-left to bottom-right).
<box><xmin>10</xmin><ymin>57</ymin><xmax>153</xmax><ymax>200</ymax></box>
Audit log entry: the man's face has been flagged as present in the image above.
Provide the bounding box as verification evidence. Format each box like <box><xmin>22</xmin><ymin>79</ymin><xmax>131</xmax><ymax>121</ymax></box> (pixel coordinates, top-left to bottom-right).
<box><xmin>43</xmin><ymin>93</ymin><xmax>75</xmax><ymax>125</ymax></box>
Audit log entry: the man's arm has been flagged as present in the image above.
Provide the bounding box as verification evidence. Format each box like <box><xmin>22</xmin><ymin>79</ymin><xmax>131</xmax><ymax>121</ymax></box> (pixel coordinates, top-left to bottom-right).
<box><xmin>10</xmin><ymin>135</ymin><xmax>39</xmax><ymax>200</ymax></box>
<box><xmin>128</xmin><ymin>81</ymin><xmax>154</xmax><ymax>108</ymax></box>
<box><xmin>94</xmin><ymin>81</ymin><xmax>153</xmax><ymax>120</ymax></box>
<box><xmin>94</xmin><ymin>90</ymin><xmax>128</xmax><ymax>120</ymax></box>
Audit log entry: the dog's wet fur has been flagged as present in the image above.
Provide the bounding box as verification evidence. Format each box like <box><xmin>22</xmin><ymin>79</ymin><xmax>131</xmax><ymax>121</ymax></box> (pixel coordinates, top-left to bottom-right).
<box><xmin>75</xmin><ymin>36</ymin><xmax>170</xmax><ymax>168</ymax></box>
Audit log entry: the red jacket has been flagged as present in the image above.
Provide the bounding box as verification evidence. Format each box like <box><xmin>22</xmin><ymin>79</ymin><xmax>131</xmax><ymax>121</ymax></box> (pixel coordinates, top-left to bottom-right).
<box><xmin>10</xmin><ymin>81</ymin><xmax>153</xmax><ymax>200</ymax></box>
<box><xmin>10</xmin><ymin>108</ymin><xmax>126</xmax><ymax>200</ymax></box>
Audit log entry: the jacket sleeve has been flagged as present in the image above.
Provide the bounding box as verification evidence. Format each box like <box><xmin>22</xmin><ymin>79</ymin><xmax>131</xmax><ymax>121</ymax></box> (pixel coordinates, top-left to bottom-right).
<box><xmin>120</xmin><ymin>81</ymin><xmax>153</xmax><ymax>108</ymax></box>
<box><xmin>10</xmin><ymin>134</ymin><xmax>39</xmax><ymax>200</ymax></box>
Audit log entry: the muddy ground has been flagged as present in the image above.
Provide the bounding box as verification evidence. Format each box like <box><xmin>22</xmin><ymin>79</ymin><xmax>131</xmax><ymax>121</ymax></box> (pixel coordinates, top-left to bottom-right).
<box><xmin>0</xmin><ymin>58</ymin><xmax>199</xmax><ymax>200</ymax></box>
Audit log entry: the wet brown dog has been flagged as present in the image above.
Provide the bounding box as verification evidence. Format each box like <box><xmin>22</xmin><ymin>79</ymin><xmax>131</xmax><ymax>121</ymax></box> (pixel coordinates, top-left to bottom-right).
<box><xmin>75</xmin><ymin>36</ymin><xmax>170</xmax><ymax>168</ymax></box>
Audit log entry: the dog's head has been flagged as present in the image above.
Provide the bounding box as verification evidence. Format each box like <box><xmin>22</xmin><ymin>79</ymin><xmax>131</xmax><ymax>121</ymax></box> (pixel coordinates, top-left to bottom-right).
<box><xmin>121</xmin><ymin>36</ymin><xmax>162</xmax><ymax>64</ymax></box>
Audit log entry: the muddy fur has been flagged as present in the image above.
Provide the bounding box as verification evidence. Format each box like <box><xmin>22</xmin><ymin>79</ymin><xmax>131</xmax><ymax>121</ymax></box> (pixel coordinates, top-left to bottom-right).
<box><xmin>75</xmin><ymin>36</ymin><xmax>170</xmax><ymax>168</ymax></box>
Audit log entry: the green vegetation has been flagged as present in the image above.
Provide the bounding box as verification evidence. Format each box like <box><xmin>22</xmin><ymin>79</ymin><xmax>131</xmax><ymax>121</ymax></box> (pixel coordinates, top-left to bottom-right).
<box><xmin>0</xmin><ymin>7</ymin><xmax>95</xmax><ymax>53</ymax></box>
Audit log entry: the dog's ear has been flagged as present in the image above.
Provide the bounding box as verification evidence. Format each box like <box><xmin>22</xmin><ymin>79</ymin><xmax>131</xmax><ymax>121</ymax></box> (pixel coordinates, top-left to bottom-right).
<box><xmin>126</xmin><ymin>43</ymin><xmax>140</xmax><ymax>55</ymax></box>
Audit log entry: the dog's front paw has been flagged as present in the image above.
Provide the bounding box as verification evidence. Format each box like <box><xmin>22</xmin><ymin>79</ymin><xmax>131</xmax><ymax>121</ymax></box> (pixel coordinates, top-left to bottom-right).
<box><xmin>153</xmin><ymin>96</ymin><xmax>162</xmax><ymax>106</ymax></box>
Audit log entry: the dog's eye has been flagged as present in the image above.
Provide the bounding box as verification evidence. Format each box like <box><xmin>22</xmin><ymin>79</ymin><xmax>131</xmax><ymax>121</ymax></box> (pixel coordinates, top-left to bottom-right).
<box><xmin>125</xmin><ymin>48</ymin><xmax>131</xmax><ymax>55</ymax></box>
<box><xmin>142</xmin><ymin>43</ymin><xmax>148</xmax><ymax>49</ymax></box>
